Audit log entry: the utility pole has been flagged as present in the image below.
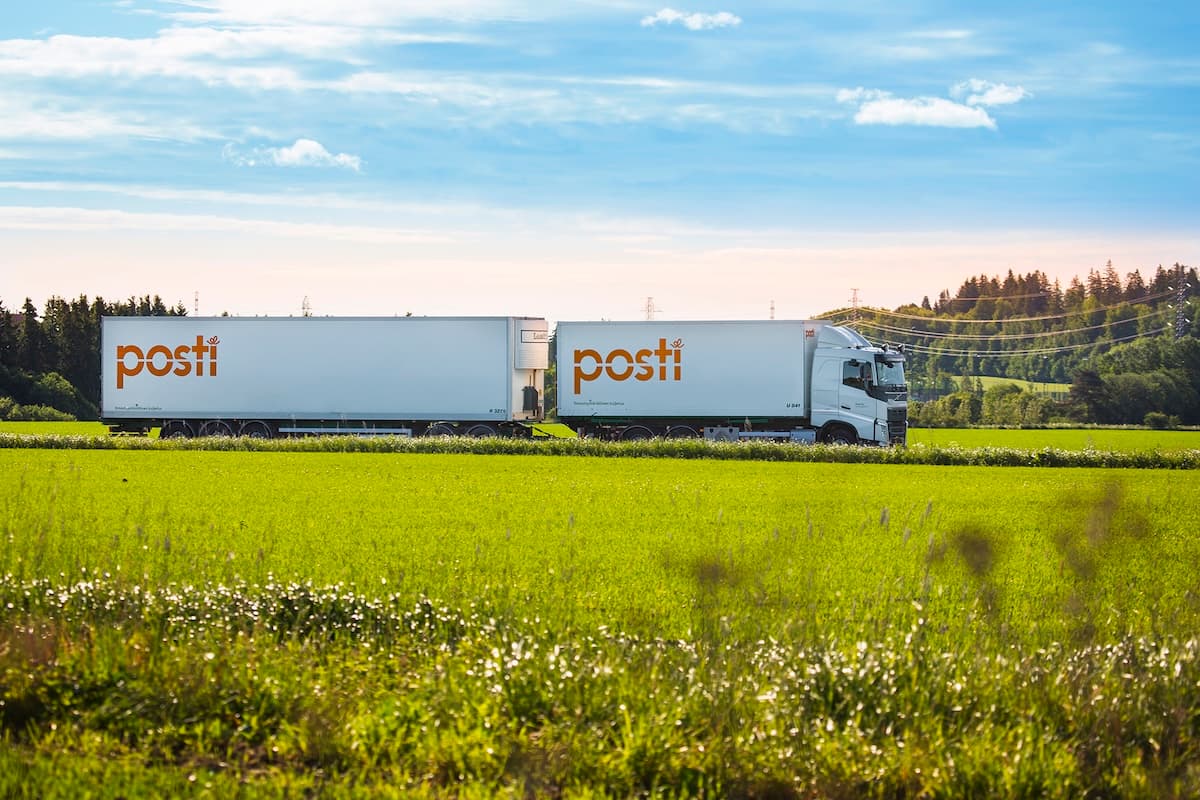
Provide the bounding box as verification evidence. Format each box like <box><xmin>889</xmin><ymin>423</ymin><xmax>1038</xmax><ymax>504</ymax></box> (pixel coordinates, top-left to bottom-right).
<box><xmin>1176</xmin><ymin>264</ymin><xmax>1189</xmax><ymax>340</ymax></box>
<box><xmin>193</xmin><ymin>291</ymin><xmax>199</xmax><ymax>317</ymax></box>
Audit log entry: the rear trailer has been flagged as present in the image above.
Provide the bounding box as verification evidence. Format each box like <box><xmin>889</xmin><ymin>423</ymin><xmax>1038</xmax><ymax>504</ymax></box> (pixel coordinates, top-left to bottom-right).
<box><xmin>100</xmin><ymin>316</ymin><xmax>549</xmax><ymax>438</ymax></box>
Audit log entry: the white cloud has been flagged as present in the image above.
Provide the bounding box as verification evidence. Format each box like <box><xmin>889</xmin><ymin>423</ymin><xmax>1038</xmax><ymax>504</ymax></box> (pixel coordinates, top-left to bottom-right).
<box><xmin>951</xmin><ymin>78</ymin><xmax>1030</xmax><ymax>107</ymax></box>
<box><xmin>837</xmin><ymin>82</ymin><xmax>1030</xmax><ymax>129</ymax></box>
<box><xmin>854</xmin><ymin>96</ymin><xmax>996</xmax><ymax>129</ymax></box>
<box><xmin>224</xmin><ymin>139</ymin><xmax>363</xmax><ymax>171</ymax></box>
<box><xmin>640</xmin><ymin>8</ymin><xmax>742</xmax><ymax>31</ymax></box>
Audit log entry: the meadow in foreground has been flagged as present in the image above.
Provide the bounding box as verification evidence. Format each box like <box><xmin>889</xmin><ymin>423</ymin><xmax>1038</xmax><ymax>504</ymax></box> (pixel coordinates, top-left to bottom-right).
<box><xmin>2</xmin><ymin>450</ymin><xmax>1199</xmax><ymax>797</ymax></box>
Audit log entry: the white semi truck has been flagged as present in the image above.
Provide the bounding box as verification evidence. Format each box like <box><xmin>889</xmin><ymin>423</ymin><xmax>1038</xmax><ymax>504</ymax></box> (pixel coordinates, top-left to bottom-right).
<box><xmin>100</xmin><ymin>315</ymin><xmax>906</xmax><ymax>445</ymax></box>
<box><xmin>555</xmin><ymin>319</ymin><xmax>907</xmax><ymax>445</ymax></box>
<box><xmin>101</xmin><ymin>316</ymin><xmax>550</xmax><ymax>437</ymax></box>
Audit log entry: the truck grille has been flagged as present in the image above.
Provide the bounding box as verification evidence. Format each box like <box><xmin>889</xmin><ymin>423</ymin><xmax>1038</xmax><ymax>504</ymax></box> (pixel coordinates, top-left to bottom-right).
<box><xmin>887</xmin><ymin>407</ymin><xmax>908</xmax><ymax>445</ymax></box>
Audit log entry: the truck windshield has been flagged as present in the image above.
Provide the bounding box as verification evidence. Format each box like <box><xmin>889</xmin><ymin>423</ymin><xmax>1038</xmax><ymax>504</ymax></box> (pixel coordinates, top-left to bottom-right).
<box><xmin>874</xmin><ymin>357</ymin><xmax>906</xmax><ymax>388</ymax></box>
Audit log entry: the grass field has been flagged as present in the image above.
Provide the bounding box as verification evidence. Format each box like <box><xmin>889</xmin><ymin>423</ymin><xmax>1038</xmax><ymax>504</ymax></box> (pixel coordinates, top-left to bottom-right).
<box><xmin>3</xmin><ymin>450</ymin><xmax>1198</xmax><ymax>640</ymax></box>
<box><xmin>3</xmin><ymin>448</ymin><xmax>1199</xmax><ymax>796</ymax></box>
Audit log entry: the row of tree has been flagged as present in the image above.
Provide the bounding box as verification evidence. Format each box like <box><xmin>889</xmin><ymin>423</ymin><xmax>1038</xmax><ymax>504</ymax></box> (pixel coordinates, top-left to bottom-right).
<box><xmin>0</xmin><ymin>295</ymin><xmax>186</xmax><ymax>419</ymax></box>
<box><xmin>925</xmin><ymin>262</ymin><xmax>1188</xmax><ymax>318</ymax></box>
<box><xmin>828</xmin><ymin>264</ymin><xmax>1197</xmax><ymax>404</ymax></box>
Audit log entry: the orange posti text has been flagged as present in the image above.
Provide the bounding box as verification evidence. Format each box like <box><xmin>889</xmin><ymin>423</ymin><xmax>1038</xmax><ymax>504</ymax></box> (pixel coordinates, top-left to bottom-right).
<box><xmin>116</xmin><ymin>335</ymin><xmax>219</xmax><ymax>389</ymax></box>
<box><xmin>573</xmin><ymin>338</ymin><xmax>682</xmax><ymax>394</ymax></box>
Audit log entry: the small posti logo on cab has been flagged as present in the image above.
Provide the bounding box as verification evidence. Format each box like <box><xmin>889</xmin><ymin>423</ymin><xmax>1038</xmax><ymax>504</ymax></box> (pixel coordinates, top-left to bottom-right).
<box><xmin>573</xmin><ymin>337</ymin><xmax>683</xmax><ymax>394</ymax></box>
<box><xmin>116</xmin><ymin>335</ymin><xmax>219</xmax><ymax>389</ymax></box>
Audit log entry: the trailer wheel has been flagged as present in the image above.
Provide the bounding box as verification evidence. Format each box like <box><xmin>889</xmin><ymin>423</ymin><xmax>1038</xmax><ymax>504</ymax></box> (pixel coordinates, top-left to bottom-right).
<box><xmin>620</xmin><ymin>425</ymin><xmax>655</xmax><ymax>441</ymax></box>
<box><xmin>822</xmin><ymin>425</ymin><xmax>857</xmax><ymax>446</ymax></box>
<box><xmin>424</xmin><ymin>423</ymin><xmax>456</xmax><ymax>437</ymax></box>
<box><xmin>239</xmin><ymin>420</ymin><xmax>273</xmax><ymax>439</ymax></box>
<box><xmin>198</xmin><ymin>419</ymin><xmax>235</xmax><ymax>438</ymax></box>
<box><xmin>466</xmin><ymin>424</ymin><xmax>498</xmax><ymax>438</ymax></box>
<box><xmin>667</xmin><ymin>426</ymin><xmax>700</xmax><ymax>439</ymax></box>
<box><xmin>159</xmin><ymin>420</ymin><xmax>193</xmax><ymax>439</ymax></box>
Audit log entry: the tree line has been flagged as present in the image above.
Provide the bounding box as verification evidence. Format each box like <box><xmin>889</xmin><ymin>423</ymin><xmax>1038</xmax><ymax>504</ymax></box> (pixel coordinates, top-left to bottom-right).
<box><xmin>845</xmin><ymin>263</ymin><xmax>1199</xmax><ymax>427</ymax></box>
<box><xmin>0</xmin><ymin>295</ymin><xmax>186</xmax><ymax>420</ymax></box>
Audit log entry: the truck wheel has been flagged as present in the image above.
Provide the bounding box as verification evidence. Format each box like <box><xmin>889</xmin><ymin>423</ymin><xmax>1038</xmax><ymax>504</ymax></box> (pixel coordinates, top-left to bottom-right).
<box><xmin>823</xmin><ymin>425</ymin><xmax>857</xmax><ymax>446</ymax></box>
<box><xmin>466</xmin><ymin>424</ymin><xmax>497</xmax><ymax>438</ymax></box>
<box><xmin>667</xmin><ymin>426</ymin><xmax>699</xmax><ymax>439</ymax></box>
<box><xmin>198</xmin><ymin>420</ymin><xmax>234</xmax><ymax>437</ymax></box>
<box><xmin>424</xmin><ymin>423</ymin><xmax>456</xmax><ymax>437</ymax></box>
<box><xmin>620</xmin><ymin>426</ymin><xmax>654</xmax><ymax>441</ymax></box>
<box><xmin>239</xmin><ymin>420</ymin><xmax>273</xmax><ymax>439</ymax></box>
<box><xmin>159</xmin><ymin>420</ymin><xmax>193</xmax><ymax>439</ymax></box>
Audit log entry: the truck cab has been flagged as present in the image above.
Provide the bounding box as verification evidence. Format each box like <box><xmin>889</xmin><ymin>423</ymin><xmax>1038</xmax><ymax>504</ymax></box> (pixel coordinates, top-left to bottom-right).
<box><xmin>810</xmin><ymin>325</ymin><xmax>907</xmax><ymax>445</ymax></box>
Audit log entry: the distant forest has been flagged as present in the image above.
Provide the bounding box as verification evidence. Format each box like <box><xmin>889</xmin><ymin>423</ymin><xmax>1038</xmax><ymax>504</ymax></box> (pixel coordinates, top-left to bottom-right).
<box><xmin>2</xmin><ymin>263</ymin><xmax>1198</xmax><ymax>427</ymax></box>
<box><xmin>820</xmin><ymin>261</ymin><xmax>1199</xmax><ymax>426</ymax></box>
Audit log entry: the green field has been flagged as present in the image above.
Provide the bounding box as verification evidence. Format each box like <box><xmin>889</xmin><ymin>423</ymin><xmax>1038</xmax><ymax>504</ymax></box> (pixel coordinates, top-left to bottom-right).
<box><xmin>3</xmin><ymin>449</ymin><xmax>1199</xmax><ymax>797</ymax></box>
<box><xmin>907</xmin><ymin>426</ymin><xmax>1200</xmax><ymax>452</ymax></box>
<box><xmin>3</xmin><ymin>450</ymin><xmax>1198</xmax><ymax>639</ymax></box>
<box><xmin>974</xmin><ymin>375</ymin><xmax>1071</xmax><ymax>394</ymax></box>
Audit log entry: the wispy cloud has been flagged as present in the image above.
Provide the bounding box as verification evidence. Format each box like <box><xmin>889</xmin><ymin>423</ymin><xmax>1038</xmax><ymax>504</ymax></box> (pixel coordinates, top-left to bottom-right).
<box><xmin>837</xmin><ymin>79</ymin><xmax>1030</xmax><ymax>130</ymax></box>
<box><xmin>156</xmin><ymin>0</ymin><xmax>544</xmax><ymax>26</ymax></box>
<box><xmin>0</xmin><ymin>206</ymin><xmax>440</xmax><ymax>243</ymax></box>
<box><xmin>640</xmin><ymin>8</ymin><xmax>742</xmax><ymax>31</ymax></box>
<box><xmin>223</xmin><ymin>139</ymin><xmax>363</xmax><ymax>171</ymax></box>
<box><xmin>0</xmin><ymin>92</ymin><xmax>208</xmax><ymax>140</ymax></box>
<box><xmin>951</xmin><ymin>78</ymin><xmax>1030</xmax><ymax>107</ymax></box>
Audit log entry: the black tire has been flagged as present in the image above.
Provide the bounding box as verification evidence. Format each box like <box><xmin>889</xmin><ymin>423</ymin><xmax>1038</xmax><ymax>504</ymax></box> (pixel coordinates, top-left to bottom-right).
<box><xmin>465</xmin><ymin>424</ymin><xmax>498</xmax><ymax>438</ymax></box>
<box><xmin>198</xmin><ymin>419</ymin><xmax>235</xmax><ymax>437</ymax></box>
<box><xmin>159</xmin><ymin>420</ymin><xmax>193</xmax><ymax>439</ymax></box>
<box><xmin>667</xmin><ymin>426</ymin><xmax>700</xmax><ymax>439</ymax></box>
<box><xmin>620</xmin><ymin>425</ymin><xmax>655</xmax><ymax>441</ymax></box>
<box><xmin>424</xmin><ymin>423</ymin><xmax>456</xmax><ymax>437</ymax></box>
<box><xmin>239</xmin><ymin>420</ymin><xmax>273</xmax><ymax>439</ymax></box>
<box><xmin>823</xmin><ymin>425</ymin><xmax>857</xmax><ymax>446</ymax></box>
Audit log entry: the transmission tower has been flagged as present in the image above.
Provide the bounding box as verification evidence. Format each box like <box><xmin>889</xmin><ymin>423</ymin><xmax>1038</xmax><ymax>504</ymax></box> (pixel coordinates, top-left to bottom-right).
<box><xmin>302</xmin><ymin>296</ymin><xmax>312</xmax><ymax>317</ymax></box>
<box><xmin>644</xmin><ymin>297</ymin><xmax>659</xmax><ymax>320</ymax></box>
<box><xmin>770</xmin><ymin>299</ymin><xmax>775</xmax><ymax>320</ymax></box>
<box><xmin>849</xmin><ymin>288</ymin><xmax>860</xmax><ymax>324</ymax></box>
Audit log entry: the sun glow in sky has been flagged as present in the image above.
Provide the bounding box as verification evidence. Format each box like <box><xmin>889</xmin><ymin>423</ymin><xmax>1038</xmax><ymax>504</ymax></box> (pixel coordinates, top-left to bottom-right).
<box><xmin>2</xmin><ymin>1</ymin><xmax>1197</xmax><ymax>321</ymax></box>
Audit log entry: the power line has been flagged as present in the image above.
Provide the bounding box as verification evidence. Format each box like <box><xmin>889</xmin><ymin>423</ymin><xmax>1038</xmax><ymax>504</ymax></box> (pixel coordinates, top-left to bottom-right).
<box><xmin>824</xmin><ymin>287</ymin><xmax>1177</xmax><ymax>326</ymax></box>
<box><xmin>900</xmin><ymin>327</ymin><xmax>1172</xmax><ymax>358</ymax></box>
<box><xmin>849</xmin><ymin>306</ymin><xmax>1173</xmax><ymax>342</ymax></box>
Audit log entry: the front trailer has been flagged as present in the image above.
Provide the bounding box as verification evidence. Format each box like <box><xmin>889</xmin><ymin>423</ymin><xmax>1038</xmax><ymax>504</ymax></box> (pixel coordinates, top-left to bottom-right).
<box><xmin>555</xmin><ymin>319</ymin><xmax>907</xmax><ymax>445</ymax></box>
<box><xmin>101</xmin><ymin>316</ymin><xmax>549</xmax><ymax>438</ymax></box>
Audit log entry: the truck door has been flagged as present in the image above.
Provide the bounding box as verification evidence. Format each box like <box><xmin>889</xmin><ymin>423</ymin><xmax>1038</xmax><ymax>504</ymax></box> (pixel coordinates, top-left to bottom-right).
<box><xmin>839</xmin><ymin>360</ymin><xmax>874</xmax><ymax>428</ymax></box>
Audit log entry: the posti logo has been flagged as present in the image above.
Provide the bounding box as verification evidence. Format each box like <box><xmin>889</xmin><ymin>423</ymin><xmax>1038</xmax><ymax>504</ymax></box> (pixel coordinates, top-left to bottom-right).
<box><xmin>573</xmin><ymin>337</ymin><xmax>683</xmax><ymax>394</ymax></box>
<box><xmin>115</xmin><ymin>335</ymin><xmax>219</xmax><ymax>389</ymax></box>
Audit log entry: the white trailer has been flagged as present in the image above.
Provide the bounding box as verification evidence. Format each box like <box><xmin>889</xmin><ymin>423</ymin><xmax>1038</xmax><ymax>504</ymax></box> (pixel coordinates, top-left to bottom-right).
<box><xmin>101</xmin><ymin>316</ymin><xmax>549</xmax><ymax>437</ymax></box>
<box><xmin>555</xmin><ymin>319</ymin><xmax>907</xmax><ymax>445</ymax></box>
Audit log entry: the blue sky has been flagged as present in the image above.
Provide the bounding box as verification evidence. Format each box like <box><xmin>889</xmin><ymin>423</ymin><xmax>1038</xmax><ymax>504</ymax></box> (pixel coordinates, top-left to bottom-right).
<box><xmin>2</xmin><ymin>1</ymin><xmax>1197</xmax><ymax>320</ymax></box>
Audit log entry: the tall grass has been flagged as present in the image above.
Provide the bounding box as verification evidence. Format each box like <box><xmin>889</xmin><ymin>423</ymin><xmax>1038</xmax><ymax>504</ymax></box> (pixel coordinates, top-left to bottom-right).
<box><xmin>3</xmin><ymin>450</ymin><xmax>1199</xmax><ymax>796</ymax></box>
<box><xmin>2</xmin><ymin>431</ymin><xmax>1198</xmax><ymax>468</ymax></box>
